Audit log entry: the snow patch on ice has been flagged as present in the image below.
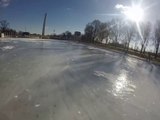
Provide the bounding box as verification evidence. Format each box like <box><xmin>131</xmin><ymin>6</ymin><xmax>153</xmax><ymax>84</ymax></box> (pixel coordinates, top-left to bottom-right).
<box><xmin>1</xmin><ymin>46</ymin><xmax>14</xmax><ymax>51</ymax></box>
<box><xmin>35</xmin><ymin>104</ymin><xmax>40</xmax><ymax>107</ymax></box>
<box><xmin>14</xmin><ymin>95</ymin><xmax>18</xmax><ymax>98</ymax></box>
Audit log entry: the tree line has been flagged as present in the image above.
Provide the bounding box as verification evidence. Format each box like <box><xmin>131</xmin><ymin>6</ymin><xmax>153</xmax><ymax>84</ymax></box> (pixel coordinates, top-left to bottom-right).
<box><xmin>0</xmin><ymin>19</ymin><xmax>159</xmax><ymax>59</ymax></box>
<box><xmin>81</xmin><ymin>19</ymin><xmax>160</xmax><ymax>59</ymax></box>
<box><xmin>0</xmin><ymin>20</ymin><xmax>17</xmax><ymax>37</ymax></box>
<box><xmin>0</xmin><ymin>20</ymin><xmax>40</xmax><ymax>38</ymax></box>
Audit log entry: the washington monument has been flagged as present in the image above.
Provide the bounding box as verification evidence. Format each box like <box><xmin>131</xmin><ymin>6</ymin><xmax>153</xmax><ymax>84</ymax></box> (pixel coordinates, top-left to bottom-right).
<box><xmin>42</xmin><ymin>13</ymin><xmax>47</xmax><ymax>38</ymax></box>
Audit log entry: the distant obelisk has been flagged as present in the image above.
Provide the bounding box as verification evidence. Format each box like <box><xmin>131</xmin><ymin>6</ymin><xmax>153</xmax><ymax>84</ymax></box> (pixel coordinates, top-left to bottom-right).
<box><xmin>42</xmin><ymin>13</ymin><xmax>47</xmax><ymax>38</ymax></box>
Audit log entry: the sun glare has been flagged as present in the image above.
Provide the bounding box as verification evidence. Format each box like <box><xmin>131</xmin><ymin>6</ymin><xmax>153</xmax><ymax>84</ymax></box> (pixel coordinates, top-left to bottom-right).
<box><xmin>123</xmin><ymin>5</ymin><xmax>144</xmax><ymax>23</ymax></box>
<box><xmin>116</xmin><ymin>3</ymin><xmax>145</xmax><ymax>41</ymax></box>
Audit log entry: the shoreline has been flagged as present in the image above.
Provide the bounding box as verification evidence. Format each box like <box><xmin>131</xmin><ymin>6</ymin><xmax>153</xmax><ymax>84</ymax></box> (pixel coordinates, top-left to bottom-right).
<box><xmin>74</xmin><ymin>41</ymin><xmax>160</xmax><ymax>66</ymax></box>
<box><xmin>0</xmin><ymin>38</ymin><xmax>160</xmax><ymax>66</ymax></box>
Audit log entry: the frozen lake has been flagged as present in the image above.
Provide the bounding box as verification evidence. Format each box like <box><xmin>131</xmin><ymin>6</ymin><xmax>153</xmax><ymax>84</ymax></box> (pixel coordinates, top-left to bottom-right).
<box><xmin>0</xmin><ymin>39</ymin><xmax>160</xmax><ymax>120</ymax></box>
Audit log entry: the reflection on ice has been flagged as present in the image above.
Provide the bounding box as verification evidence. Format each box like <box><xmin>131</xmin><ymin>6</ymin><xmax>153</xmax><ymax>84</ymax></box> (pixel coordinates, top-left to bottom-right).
<box><xmin>94</xmin><ymin>70</ymin><xmax>136</xmax><ymax>99</ymax></box>
<box><xmin>114</xmin><ymin>71</ymin><xmax>128</xmax><ymax>93</ymax></box>
<box><xmin>112</xmin><ymin>70</ymin><xmax>136</xmax><ymax>98</ymax></box>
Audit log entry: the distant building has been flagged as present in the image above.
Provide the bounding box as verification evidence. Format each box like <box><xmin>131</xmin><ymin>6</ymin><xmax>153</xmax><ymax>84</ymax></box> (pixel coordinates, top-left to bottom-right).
<box><xmin>0</xmin><ymin>29</ymin><xmax>17</xmax><ymax>38</ymax></box>
<box><xmin>1</xmin><ymin>33</ymin><xmax>4</xmax><ymax>38</ymax></box>
<box><xmin>74</xmin><ymin>31</ymin><xmax>81</xmax><ymax>40</ymax></box>
<box><xmin>21</xmin><ymin>32</ymin><xmax>30</xmax><ymax>38</ymax></box>
<box><xmin>30</xmin><ymin>33</ymin><xmax>41</xmax><ymax>38</ymax></box>
<box><xmin>74</xmin><ymin>31</ymin><xmax>81</xmax><ymax>37</ymax></box>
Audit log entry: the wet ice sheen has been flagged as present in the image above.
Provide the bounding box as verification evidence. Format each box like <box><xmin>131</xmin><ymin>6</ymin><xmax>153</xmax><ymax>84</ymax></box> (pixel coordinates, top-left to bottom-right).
<box><xmin>94</xmin><ymin>69</ymin><xmax>136</xmax><ymax>99</ymax></box>
<box><xmin>0</xmin><ymin>39</ymin><xmax>160</xmax><ymax>120</ymax></box>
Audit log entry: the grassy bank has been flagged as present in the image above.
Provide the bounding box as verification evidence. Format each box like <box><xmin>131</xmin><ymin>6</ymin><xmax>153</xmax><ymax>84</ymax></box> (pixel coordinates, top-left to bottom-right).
<box><xmin>76</xmin><ymin>41</ymin><xmax>160</xmax><ymax>66</ymax></box>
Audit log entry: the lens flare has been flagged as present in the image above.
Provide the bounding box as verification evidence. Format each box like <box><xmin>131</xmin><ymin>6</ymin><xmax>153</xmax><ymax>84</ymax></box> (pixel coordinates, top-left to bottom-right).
<box><xmin>116</xmin><ymin>4</ymin><xmax>144</xmax><ymax>23</ymax></box>
<box><xmin>116</xmin><ymin>3</ymin><xmax>145</xmax><ymax>41</ymax></box>
<box><xmin>123</xmin><ymin>5</ymin><xmax>144</xmax><ymax>23</ymax></box>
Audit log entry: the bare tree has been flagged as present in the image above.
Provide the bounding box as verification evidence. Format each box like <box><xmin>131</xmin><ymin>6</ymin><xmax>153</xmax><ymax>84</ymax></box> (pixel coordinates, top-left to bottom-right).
<box><xmin>140</xmin><ymin>22</ymin><xmax>151</xmax><ymax>54</ymax></box>
<box><xmin>65</xmin><ymin>31</ymin><xmax>72</xmax><ymax>40</ymax></box>
<box><xmin>84</xmin><ymin>23</ymin><xmax>95</xmax><ymax>43</ymax></box>
<box><xmin>154</xmin><ymin>20</ymin><xmax>160</xmax><ymax>59</ymax></box>
<box><xmin>123</xmin><ymin>22</ymin><xmax>136</xmax><ymax>51</ymax></box>
<box><xmin>92</xmin><ymin>20</ymin><xmax>101</xmax><ymax>38</ymax></box>
<box><xmin>95</xmin><ymin>22</ymin><xmax>111</xmax><ymax>43</ymax></box>
<box><xmin>109</xmin><ymin>18</ymin><xmax>124</xmax><ymax>44</ymax></box>
<box><xmin>84</xmin><ymin>20</ymin><xmax>103</xmax><ymax>43</ymax></box>
<box><xmin>0</xmin><ymin>20</ymin><xmax>10</xmax><ymax>32</ymax></box>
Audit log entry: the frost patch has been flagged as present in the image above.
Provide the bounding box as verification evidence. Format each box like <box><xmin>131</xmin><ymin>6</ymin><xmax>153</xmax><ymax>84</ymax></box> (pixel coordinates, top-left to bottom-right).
<box><xmin>1</xmin><ymin>46</ymin><xmax>14</xmax><ymax>51</ymax></box>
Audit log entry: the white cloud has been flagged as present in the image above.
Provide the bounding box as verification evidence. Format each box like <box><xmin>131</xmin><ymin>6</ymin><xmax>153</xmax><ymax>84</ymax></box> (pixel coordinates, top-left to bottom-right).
<box><xmin>0</xmin><ymin>0</ymin><xmax>11</xmax><ymax>7</ymax></box>
<box><xmin>115</xmin><ymin>4</ymin><xmax>133</xmax><ymax>16</ymax></box>
<box><xmin>115</xmin><ymin>4</ymin><xmax>124</xmax><ymax>9</ymax></box>
<box><xmin>115</xmin><ymin>4</ymin><xmax>129</xmax><ymax>11</ymax></box>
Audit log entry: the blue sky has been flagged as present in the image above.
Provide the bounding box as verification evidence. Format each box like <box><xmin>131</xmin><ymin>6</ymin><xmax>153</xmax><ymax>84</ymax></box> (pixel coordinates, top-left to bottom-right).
<box><xmin>0</xmin><ymin>0</ymin><xmax>160</xmax><ymax>34</ymax></box>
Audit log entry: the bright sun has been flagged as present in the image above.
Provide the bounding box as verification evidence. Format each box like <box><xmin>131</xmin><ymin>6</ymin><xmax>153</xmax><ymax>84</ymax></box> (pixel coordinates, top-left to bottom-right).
<box><xmin>123</xmin><ymin>5</ymin><xmax>144</xmax><ymax>23</ymax></box>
